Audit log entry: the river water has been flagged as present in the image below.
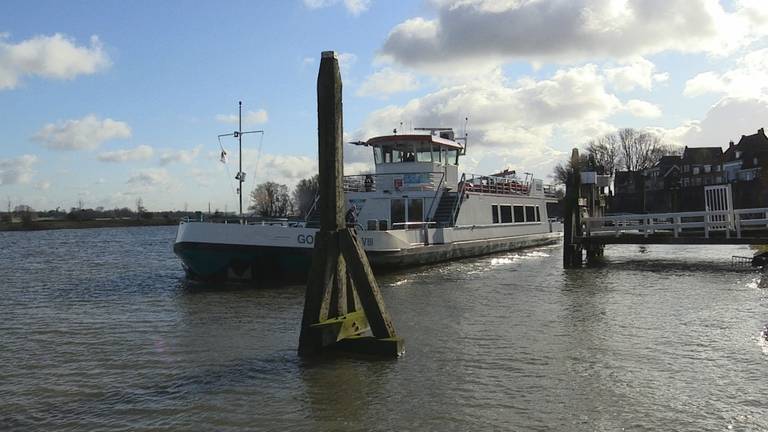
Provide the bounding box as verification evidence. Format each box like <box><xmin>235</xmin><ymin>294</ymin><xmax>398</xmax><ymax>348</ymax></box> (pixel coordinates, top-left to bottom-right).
<box><xmin>1</xmin><ymin>226</ymin><xmax>767</xmax><ymax>431</ymax></box>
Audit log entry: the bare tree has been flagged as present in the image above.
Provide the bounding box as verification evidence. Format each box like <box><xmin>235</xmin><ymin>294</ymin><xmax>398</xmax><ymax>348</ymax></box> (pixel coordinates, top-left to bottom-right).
<box><xmin>551</xmin><ymin>153</ymin><xmax>589</xmax><ymax>185</ymax></box>
<box><xmin>249</xmin><ymin>182</ymin><xmax>293</xmax><ymax>217</ymax></box>
<box><xmin>585</xmin><ymin>133</ymin><xmax>620</xmax><ymax>175</ymax></box>
<box><xmin>292</xmin><ymin>174</ymin><xmax>319</xmax><ymax>218</ymax></box>
<box><xmin>618</xmin><ymin>128</ymin><xmax>666</xmax><ymax>172</ymax></box>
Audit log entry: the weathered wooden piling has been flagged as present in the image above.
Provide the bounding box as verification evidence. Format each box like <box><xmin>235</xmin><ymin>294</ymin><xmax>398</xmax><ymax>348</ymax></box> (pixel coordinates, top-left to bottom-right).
<box><xmin>298</xmin><ymin>51</ymin><xmax>403</xmax><ymax>358</ymax></box>
<box><xmin>563</xmin><ymin>148</ymin><xmax>583</xmax><ymax>268</ymax></box>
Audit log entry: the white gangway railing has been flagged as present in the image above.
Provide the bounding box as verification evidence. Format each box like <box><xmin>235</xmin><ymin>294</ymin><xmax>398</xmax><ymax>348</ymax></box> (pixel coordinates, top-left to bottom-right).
<box><xmin>583</xmin><ymin>207</ymin><xmax>768</xmax><ymax>239</ymax></box>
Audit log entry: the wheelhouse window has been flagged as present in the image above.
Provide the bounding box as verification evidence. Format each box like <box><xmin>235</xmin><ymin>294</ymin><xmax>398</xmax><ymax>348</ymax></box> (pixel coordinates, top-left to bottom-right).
<box><xmin>513</xmin><ymin>205</ymin><xmax>524</xmax><ymax>222</ymax></box>
<box><xmin>500</xmin><ymin>205</ymin><xmax>513</xmax><ymax>223</ymax></box>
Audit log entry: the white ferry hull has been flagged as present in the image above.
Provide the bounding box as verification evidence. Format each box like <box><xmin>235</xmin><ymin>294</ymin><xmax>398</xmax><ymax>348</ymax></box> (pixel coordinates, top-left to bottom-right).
<box><xmin>173</xmin><ymin>221</ymin><xmax>562</xmax><ymax>282</ymax></box>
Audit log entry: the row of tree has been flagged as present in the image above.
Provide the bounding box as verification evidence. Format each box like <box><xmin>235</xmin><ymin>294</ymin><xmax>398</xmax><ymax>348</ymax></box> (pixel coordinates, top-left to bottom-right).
<box><xmin>553</xmin><ymin>128</ymin><xmax>681</xmax><ymax>184</ymax></box>
<box><xmin>248</xmin><ymin>174</ymin><xmax>319</xmax><ymax>218</ymax></box>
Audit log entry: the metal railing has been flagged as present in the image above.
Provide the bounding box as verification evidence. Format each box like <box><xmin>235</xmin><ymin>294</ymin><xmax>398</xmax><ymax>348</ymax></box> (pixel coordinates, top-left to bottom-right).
<box><xmin>343</xmin><ymin>172</ymin><xmax>445</xmax><ymax>193</ymax></box>
<box><xmin>583</xmin><ymin>207</ymin><xmax>768</xmax><ymax>239</ymax></box>
<box><xmin>458</xmin><ymin>173</ymin><xmax>531</xmax><ymax>195</ymax></box>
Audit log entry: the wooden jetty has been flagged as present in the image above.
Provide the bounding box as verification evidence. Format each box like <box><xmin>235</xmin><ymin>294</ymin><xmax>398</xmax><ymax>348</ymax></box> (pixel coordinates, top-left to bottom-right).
<box><xmin>563</xmin><ymin>148</ymin><xmax>768</xmax><ymax>267</ymax></box>
<box><xmin>298</xmin><ymin>51</ymin><xmax>404</xmax><ymax>358</ymax></box>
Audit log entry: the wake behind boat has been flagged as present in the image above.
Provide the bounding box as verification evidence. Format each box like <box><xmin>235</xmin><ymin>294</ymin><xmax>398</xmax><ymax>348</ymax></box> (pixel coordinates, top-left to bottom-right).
<box><xmin>174</xmin><ymin>127</ymin><xmax>562</xmax><ymax>282</ymax></box>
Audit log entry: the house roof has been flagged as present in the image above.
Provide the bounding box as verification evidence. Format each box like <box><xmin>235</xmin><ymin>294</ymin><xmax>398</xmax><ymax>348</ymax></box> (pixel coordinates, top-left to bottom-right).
<box><xmin>656</xmin><ymin>155</ymin><xmax>681</xmax><ymax>167</ymax></box>
<box><xmin>682</xmin><ymin>147</ymin><xmax>723</xmax><ymax>165</ymax></box>
<box><xmin>724</xmin><ymin>128</ymin><xmax>768</xmax><ymax>161</ymax></box>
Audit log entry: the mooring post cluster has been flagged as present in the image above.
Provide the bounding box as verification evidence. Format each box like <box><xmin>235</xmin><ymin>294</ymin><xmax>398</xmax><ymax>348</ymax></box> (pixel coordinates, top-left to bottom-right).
<box><xmin>298</xmin><ymin>51</ymin><xmax>404</xmax><ymax>358</ymax></box>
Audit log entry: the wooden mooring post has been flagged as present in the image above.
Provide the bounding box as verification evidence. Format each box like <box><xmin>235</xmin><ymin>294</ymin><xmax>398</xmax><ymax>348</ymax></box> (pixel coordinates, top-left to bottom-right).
<box><xmin>563</xmin><ymin>148</ymin><xmax>604</xmax><ymax>267</ymax></box>
<box><xmin>298</xmin><ymin>51</ymin><xmax>404</xmax><ymax>358</ymax></box>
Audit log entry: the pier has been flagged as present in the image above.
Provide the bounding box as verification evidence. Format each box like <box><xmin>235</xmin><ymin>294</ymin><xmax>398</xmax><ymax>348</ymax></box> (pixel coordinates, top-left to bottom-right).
<box><xmin>563</xmin><ymin>148</ymin><xmax>768</xmax><ymax>267</ymax></box>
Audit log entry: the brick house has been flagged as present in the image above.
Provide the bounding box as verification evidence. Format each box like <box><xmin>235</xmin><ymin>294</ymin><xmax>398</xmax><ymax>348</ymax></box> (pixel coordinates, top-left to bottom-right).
<box><xmin>680</xmin><ymin>147</ymin><xmax>724</xmax><ymax>188</ymax></box>
<box><xmin>723</xmin><ymin>128</ymin><xmax>768</xmax><ymax>182</ymax></box>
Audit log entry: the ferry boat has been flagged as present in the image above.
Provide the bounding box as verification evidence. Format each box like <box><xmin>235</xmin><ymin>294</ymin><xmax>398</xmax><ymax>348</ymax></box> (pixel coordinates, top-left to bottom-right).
<box><xmin>174</xmin><ymin>128</ymin><xmax>562</xmax><ymax>282</ymax></box>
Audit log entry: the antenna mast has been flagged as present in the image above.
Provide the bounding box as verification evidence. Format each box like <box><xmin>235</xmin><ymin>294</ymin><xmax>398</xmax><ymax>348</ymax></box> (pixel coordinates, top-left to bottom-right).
<box><xmin>218</xmin><ymin>101</ymin><xmax>264</xmax><ymax>223</ymax></box>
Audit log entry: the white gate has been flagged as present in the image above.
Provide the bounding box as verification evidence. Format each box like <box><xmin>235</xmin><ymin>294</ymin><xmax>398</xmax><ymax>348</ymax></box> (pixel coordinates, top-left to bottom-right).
<box><xmin>704</xmin><ymin>184</ymin><xmax>733</xmax><ymax>233</ymax></box>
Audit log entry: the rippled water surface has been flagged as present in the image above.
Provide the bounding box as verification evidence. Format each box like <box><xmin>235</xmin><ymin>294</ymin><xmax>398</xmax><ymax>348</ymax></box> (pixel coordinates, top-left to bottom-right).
<box><xmin>1</xmin><ymin>226</ymin><xmax>767</xmax><ymax>431</ymax></box>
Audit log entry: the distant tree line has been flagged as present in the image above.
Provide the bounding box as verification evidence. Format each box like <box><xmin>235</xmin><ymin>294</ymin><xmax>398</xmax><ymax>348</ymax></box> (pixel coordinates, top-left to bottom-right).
<box><xmin>248</xmin><ymin>174</ymin><xmax>319</xmax><ymax>218</ymax></box>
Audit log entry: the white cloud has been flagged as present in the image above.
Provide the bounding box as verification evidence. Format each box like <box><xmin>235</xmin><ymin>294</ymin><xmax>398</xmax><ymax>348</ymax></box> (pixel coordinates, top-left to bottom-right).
<box><xmin>379</xmin><ymin>0</ymin><xmax>768</xmax><ymax>72</ymax></box>
<box><xmin>684</xmin><ymin>48</ymin><xmax>768</xmax><ymax>98</ymax></box>
<box><xmin>303</xmin><ymin>0</ymin><xmax>371</xmax><ymax>15</ymax></box>
<box><xmin>357</xmin><ymin>67</ymin><xmax>420</xmax><ymax>98</ymax></box>
<box><xmin>653</xmin><ymin>97</ymin><xmax>768</xmax><ymax>148</ymax></box>
<box><xmin>0</xmin><ymin>33</ymin><xmax>110</xmax><ymax>90</ymax></box>
<box><xmin>127</xmin><ymin>168</ymin><xmax>171</xmax><ymax>187</ymax></box>
<box><xmin>354</xmin><ymin>64</ymin><xmax>623</xmax><ymax>176</ymax></box>
<box><xmin>36</xmin><ymin>181</ymin><xmax>51</xmax><ymax>191</ymax></box>
<box><xmin>215</xmin><ymin>109</ymin><xmax>269</xmax><ymax>126</ymax></box>
<box><xmin>0</xmin><ymin>154</ymin><xmax>37</xmax><ymax>185</ymax></box>
<box><xmin>337</xmin><ymin>52</ymin><xmax>357</xmax><ymax>76</ymax></box>
<box><xmin>159</xmin><ymin>145</ymin><xmax>201</xmax><ymax>165</ymax></box>
<box><xmin>97</xmin><ymin>144</ymin><xmax>154</xmax><ymax>162</ymax></box>
<box><xmin>605</xmin><ymin>57</ymin><xmax>666</xmax><ymax>92</ymax></box>
<box><xmin>34</xmin><ymin>114</ymin><xmax>131</xmax><ymax>150</ymax></box>
<box><xmin>624</xmin><ymin>99</ymin><xmax>662</xmax><ymax>118</ymax></box>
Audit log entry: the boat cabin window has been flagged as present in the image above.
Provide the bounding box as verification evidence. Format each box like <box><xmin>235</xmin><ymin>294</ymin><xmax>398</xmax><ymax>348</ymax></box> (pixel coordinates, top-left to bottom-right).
<box><xmin>408</xmin><ymin>198</ymin><xmax>423</xmax><ymax>222</ymax></box>
<box><xmin>391</xmin><ymin>197</ymin><xmax>424</xmax><ymax>227</ymax></box>
<box><xmin>500</xmin><ymin>205</ymin><xmax>513</xmax><ymax>223</ymax></box>
<box><xmin>535</xmin><ymin>206</ymin><xmax>541</xmax><ymax>222</ymax></box>
<box><xmin>391</xmin><ymin>199</ymin><xmax>405</xmax><ymax>225</ymax></box>
<box><xmin>525</xmin><ymin>206</ymin><xmax>536</xmax><ymax>222</ymax></box>
<box><xmin>491</xmin><ymin>205</ymin><xmax>499</xmax><ymax>223</ymax></box>
<box><xmin>513</xmin><ymin>205</ymin><xmax>524</xmax><ymax>223</ymax></box>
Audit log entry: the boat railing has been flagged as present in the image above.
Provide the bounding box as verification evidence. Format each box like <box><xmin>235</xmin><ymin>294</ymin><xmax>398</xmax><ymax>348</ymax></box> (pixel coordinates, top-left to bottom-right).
<box><xmin>543</xmin><ymin>184</ymin><xmax>560</xmax><ymax>199</ymax></box>
<box><xmin>424</xmin><ymin>173</ymin><xmax>446</xmax><ymax>225</ymax></box>
<box><xmin>180</xmin><ymin>215</ymin><xmax>305</xmax><ymax>227</ymax></box>
<box><xmin>458</xmin><ymin>173</ymin><xmax>531</xmax><ymax>196</ymax></box>
<box><xmin>451</xmin><ymin>172</ymin><xmax>467</xmax><ymax>226</ymax></box>
<box><xmin>391</xmin><ymin>221</ymin><xmax>437</xmax><ymax>230</ymax></box>
<box><xmin>343</xmin><ymin>171</ymin><xmax>446</xmax><ymax>193</ymax></box>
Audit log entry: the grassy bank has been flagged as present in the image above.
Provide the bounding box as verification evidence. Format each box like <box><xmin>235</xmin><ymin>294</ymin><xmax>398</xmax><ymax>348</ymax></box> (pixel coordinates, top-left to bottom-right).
<box><xmin>0</xmin><ymin>218</ymin><xmax>179</xmax><ymax>232</ymax></box>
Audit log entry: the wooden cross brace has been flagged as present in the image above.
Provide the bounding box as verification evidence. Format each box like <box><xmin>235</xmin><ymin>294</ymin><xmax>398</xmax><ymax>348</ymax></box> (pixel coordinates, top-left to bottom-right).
<box><xmin>298</xmin><ymin>228</ymin><xmax>403</xmax><ymax>357</ymax></box>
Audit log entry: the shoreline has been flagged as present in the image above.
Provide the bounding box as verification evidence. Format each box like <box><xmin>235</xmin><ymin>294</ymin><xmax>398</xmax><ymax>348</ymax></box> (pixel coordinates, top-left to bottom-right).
<box><xmin>0</xmin><ymin>219</ymin><xmax>179</xmax><ymax>232</ymax></box>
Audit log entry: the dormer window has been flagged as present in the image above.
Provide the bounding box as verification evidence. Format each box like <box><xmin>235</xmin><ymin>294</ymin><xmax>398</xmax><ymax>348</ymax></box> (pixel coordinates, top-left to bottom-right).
<box><xmin>736</xmin><ymin>151</ymin><xmax>742</xmax><ymax>159</ymax></box>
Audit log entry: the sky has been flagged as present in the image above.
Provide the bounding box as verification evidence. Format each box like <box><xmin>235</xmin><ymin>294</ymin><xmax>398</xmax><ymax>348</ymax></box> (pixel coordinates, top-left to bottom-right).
<box><xmin>1</xmin><ymin>0</ymin><xmax>767</xmax><ymax>212</ymax></box>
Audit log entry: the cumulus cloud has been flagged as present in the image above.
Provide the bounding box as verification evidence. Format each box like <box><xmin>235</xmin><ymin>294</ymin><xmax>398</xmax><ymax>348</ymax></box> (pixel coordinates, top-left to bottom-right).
<box><xmin>379</xmin><ymin>0</ymin><xmax>768</xmax><ymax>71</ymax></box>
<box><xmin>684</xmin><ymin>48</ymin><xmax>768</xmax><ymax>98</ymax></box>
<box><xmin>303</xmin><ymin>0</ymin><xmax>371</xmax><ymax>15</ymax></box>
<box><xmin>127</xmin><ymin>168</ymin><xmax>171</xmax><ymax>187</ymax></box>
<box><xmin>624</xmin><ymin>99</ymin><xmax>662</xmax><ymax>118</ymax></box>
<box><xmin>653</xmin><ymin>97</ymin><xmax>768</xmax><ymax>148</ymax></box>
<box><xmin>0</xmin><ymin>33</ymin><xmax>110</xmax><ymax>90</ymax></box>
<box><xmin>159</xmin><ymin>145</ymin><xmax>201</xmax><ymax>165</ymax></box>
<box><xmin>353</xmin><ymin>64</ymin><xmax>624</xmax><ymax>175</ymax></box>
<box><xmin>357</xmin><ymin>67</ymin><xmax>420</xmax><ymax>98</ymax></box>
<box><xmin>97</xmin><ymin>144</ymin><xmax>154</xmax><ymax>162</ymax></box>
<box><xmin>605</xmin><ymin>57</ymin><xmax>667</xmax><ymax>92</ymax></box>
<box><xmin>0</xmin><ymin>154</ymin><xmax>37</xmax><ymax>185</ymax></box>
<box><xmin>215</xmin><ymin>109</ymin><xmax>269</xmax><ymax>126</ymax></box>
<box><xmin>34</xmin><ymin>114</ymin><xmax>131</xmax><ymax>150</ymax></box>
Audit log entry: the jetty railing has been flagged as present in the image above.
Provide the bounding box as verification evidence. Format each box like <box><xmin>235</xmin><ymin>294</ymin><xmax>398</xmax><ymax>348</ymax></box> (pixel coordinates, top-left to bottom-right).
<box><xmin>583</xmin><ymin>207</ymin><xmax>768</xmax><ymax>239</ymax></box>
